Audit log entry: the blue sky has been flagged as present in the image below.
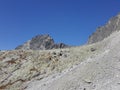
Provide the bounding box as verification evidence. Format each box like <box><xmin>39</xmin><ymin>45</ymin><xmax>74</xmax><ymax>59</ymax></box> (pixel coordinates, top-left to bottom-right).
<box><xmin>0</xmin><ymin>0</ymin><xmax>120</xmax><ymax>50</ymax></box>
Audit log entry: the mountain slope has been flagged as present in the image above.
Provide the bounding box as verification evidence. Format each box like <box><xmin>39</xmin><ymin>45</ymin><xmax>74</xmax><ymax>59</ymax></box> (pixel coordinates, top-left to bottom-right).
<box><xmin>0</xmin><ymin>38</ymin><xmax>102</xmax><ymax>90</ymax></box>
<box><xmin>26</xmin><ymin>31</ymin><xmax>120</xmax><ymax>90</ymax></box>
<box><xmin>1</xmin><ymin>31</ymin><xmax>120</xmax><ymax>90</ymax></box>
<box><xmin>88</xmin><ymin>13</ymin><xmax>120</xmax><ymax>44</ymax></box>
<box><xmin>1</xmin><ymin>14</ymin><xmax>120</xmax><ymax>90</ymax></box>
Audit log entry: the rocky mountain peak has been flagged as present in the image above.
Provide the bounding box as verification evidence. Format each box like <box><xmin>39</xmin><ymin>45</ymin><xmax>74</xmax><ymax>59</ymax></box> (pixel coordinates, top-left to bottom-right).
<box><xmin>15</xmin><ymin>34</ymin><xmax>69</xmax><ymax>50</ymax></box>
<box><xmin>88</xmin><ymin>13</ymin><xmax>120</xmax><ymax>44</ymax></box>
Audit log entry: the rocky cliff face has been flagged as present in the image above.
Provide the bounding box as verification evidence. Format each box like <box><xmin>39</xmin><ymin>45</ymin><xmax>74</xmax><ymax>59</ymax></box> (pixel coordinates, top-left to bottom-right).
<box><xmin>15</xmin><ymin>34</ymin><xmax>69</xmax><ymax>50</ymax></box>
<box><xmin>88</xmin><ymin>13</ymin><xmax>120</xmax><ymax>44</ymax></box>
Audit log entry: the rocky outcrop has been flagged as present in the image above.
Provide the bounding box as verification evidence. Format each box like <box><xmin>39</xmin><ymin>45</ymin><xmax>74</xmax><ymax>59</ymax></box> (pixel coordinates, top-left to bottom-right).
<box><xmin>15</xmin><ymin>34</ymin><xmax>69</xmax><ymax>50</ymax></box>
<box><xmin>88</xmin><ymin>13</ymin><xmax>120</xmax><ymax>44</ymax></box>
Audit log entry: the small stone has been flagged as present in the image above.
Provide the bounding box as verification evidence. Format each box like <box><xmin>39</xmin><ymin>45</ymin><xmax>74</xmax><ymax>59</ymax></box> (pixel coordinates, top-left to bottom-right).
<box><xmin>90</xmin><ymin>48</ymin><xmax>96</xmax><ymax>52</ymax></box>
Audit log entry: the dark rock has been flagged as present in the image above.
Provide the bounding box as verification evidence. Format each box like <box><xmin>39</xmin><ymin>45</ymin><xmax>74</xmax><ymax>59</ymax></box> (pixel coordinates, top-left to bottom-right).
<box><xmin>90</xmin><ymin>48</ymin><xmax>96</xmax><ymax>52</ymax></box>
<box><xmin>52</xmin><ymin>52</ymin><xmax>57</xmax><ymax>55</ymax></box>
<box><xmin>15</xmin><ymin>45</ymin><xmax>24</xmax><ymax>50</ymax></box>
<box><xmin>29</xmin><ymin>34</ymin><xmax>54</xmax><ymax>50</ymax></box>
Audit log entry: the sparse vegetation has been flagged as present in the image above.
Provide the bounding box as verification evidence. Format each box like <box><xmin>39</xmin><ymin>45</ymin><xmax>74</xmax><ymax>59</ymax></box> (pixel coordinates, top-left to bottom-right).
<box><xmin>0</xmin><ymin>43</ymin><xmax>102</xmax><ymax>90</ymax></box>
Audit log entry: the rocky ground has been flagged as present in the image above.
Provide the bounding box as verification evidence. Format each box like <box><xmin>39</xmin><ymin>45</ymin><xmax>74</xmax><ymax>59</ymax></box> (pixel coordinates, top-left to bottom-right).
<box><xmin>26</xmin><ymin>31</ymin><xmax>120</xmax><ymax>90</ymax></box>
<box><xmin>0</xmin><ymin>38</ymin><xmax>102</xmax><ymax>90</ymax></box>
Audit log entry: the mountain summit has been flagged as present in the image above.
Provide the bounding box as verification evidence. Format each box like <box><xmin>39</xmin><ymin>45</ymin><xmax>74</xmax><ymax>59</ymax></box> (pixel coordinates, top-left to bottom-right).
<box><xmin>88</xmin><ymin>13</ymin><xmax>120</xmax><ymax>44</ymax></box>
<box><xmin>15</xmin><ymin>34</ymin><xmax>69</xmax><ymax>50</ymax></box>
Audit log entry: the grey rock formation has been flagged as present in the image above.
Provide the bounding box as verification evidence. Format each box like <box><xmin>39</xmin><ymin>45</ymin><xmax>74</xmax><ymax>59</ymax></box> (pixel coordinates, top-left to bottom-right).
<box><xmin>15</xmin><ymin>34</ymin><xmax>69</xmax><ymax>50</ymax></box>
<box><xmin>88</xmin><ymin>13</ymin><xmax>120</xmax><ymax>44</ymax></box>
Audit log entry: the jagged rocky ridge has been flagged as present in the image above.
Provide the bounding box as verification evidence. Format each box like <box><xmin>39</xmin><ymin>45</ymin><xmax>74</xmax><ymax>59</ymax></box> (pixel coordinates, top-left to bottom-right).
<box><xmin>15</xmin><ymin>34</ymin><xmax>69</xmax><ymax>50</ymax></box>
<box><xmin>88</xmin><ymin>13</ymin><xmax>120</xmax><ymax>44</ymax></box>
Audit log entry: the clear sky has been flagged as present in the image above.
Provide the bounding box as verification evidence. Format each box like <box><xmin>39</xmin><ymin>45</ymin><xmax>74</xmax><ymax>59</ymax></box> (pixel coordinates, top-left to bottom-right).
<box><xmin>0</xmin><ymin>0</ymin><xmax>120</xmax><ymax>50</ymax></box>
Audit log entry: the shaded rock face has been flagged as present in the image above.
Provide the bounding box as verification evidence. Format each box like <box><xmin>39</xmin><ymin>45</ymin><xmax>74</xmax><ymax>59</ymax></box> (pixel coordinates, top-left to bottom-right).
<box><xmin>88</xmin><ymin>13</ymin><xmax>120</xmax><ymax>44</ymax></box>
<box><xmin>15</xmin><ymin>34</ymin><xmax>69</xmax><ymax>50</ymax></box>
